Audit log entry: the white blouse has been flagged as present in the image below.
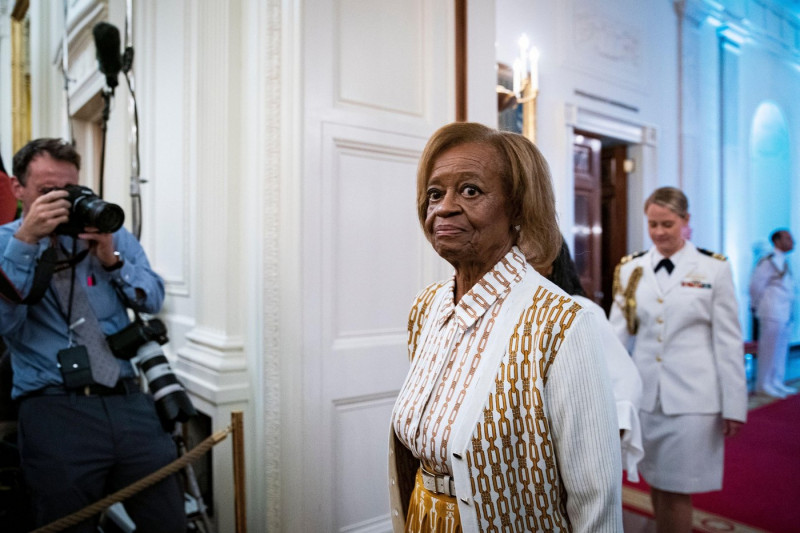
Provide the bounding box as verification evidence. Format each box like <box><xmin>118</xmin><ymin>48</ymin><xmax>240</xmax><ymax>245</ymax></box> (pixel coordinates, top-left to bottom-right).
<box><xmin>392</xmin><ymin>249</ymin><xmax>526</xmax><ymax>475</ymax></box>
<box><xmin>390</xmin><ymin>248</ymin><xmax>623</xmax><ymax>532</ymax></box>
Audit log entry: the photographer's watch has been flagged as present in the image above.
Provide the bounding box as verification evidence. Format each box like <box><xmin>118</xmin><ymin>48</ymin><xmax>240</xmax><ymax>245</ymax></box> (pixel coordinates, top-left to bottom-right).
<box><xmin>103</xmin><ymin>251</ymin><xmax>124</xmax><ymax>272</ymax></box>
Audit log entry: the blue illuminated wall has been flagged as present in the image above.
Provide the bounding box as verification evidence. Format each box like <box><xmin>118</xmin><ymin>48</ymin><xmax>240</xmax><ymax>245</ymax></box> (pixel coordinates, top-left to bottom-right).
<box><xmin>747</xmin><ymin>102</ymin><xmax>797</xmax><ymax>341</ymax></box>
<box><xmin>750</xmin><ymin>102</ymin><xmax>791</xmax><ymax>251</ymax></box>
<box><xmin>681</xmin><ymin>1</ymin><xmax>800</xmax><ymax>345</ymax></box>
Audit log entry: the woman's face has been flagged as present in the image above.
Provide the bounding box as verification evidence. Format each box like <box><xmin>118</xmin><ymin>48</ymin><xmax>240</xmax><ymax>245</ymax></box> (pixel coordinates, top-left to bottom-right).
<box><xmin>646</xmin><ymin>202</ymin><xmax>689</xmax><ymax>257</ymax></box>
<box><xmin>424</xmin><ymin>142</ymin><xmax>514</xmax><ymax>270</ymax></box>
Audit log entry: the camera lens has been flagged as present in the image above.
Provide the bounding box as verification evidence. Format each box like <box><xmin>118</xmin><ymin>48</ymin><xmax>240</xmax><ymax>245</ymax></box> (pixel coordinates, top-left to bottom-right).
<box><xmin>73</xmin><ymin>195</ymin><xmax>125</xmax><ymax>233</ymax></box>
<box><xmin>54</xmin><ymin>185</ymin><xmax>126</xmax><ymax>235</ymax></box>
<box><xmin>135</xmin><ymin>341</ymin><xmax>196</xmax><ymax>431</ymax></box>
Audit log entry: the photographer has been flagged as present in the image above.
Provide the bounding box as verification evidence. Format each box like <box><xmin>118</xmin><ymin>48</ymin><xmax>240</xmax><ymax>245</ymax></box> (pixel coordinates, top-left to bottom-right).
<box><xmin>0</xmin><ymin>138</ymin><xmax>185</xmax><ymax>532</ymax></box>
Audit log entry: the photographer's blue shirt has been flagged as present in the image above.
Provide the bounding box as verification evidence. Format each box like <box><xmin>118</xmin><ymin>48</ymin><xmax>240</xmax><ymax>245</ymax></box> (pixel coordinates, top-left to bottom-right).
<box><xmin>0</xmin><ymin>218</ymin><xmax>165</xmax><ymax>398</ymax></box>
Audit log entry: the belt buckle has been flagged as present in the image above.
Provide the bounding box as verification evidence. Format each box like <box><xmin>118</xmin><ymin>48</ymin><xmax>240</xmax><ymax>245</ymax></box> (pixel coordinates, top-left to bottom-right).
<box><xmin>422</xmin><ymin>468</ymin><xmax>453</xmax><ymax>496</ymax></box>
<box><xmin>82</xmin><ymin>385</ymin><xmax>92</xmax><ymax>396</ymax></box>
<box><xmin>422</xmin><ymin>473</ymin><xmax>434</xmax><ymax>493</ymax></box>
<box><xmin>435</xmin><ymin>474</ymin><xmax>451</xmax><ymax>495</ymax></box>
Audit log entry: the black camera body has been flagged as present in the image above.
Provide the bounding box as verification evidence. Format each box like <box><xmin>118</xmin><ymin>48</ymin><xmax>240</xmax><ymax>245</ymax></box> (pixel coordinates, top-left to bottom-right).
<box><xmin>107</xmin><ymin>317</ymin><xmax>169</xmax><ymax>360</ymax></box>
<box><xmin>47</xmin><ymin>184</ymin><xmax>125</xmax><ymax>236</ymax></box>
<box><xmin>107</xmin><ymin>318</ymin><xmax>196</xmax><ymax>431</ymax></box>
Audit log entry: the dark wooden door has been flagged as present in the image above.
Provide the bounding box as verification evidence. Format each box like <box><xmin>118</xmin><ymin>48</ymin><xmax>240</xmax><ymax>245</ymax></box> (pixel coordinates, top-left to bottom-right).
<box><xmin>600</xmin><ymin>145</ymin><xmax>629</xmax><ymax>315</ymax></box>
<box><xmin>573</xmin><ymin>133</ymin><xmax>602</xmax><ymax>305</ymax></box>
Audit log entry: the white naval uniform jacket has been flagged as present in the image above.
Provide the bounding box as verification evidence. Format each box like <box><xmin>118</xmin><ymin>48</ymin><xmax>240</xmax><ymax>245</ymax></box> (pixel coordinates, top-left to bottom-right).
<box><xmin>389</xmin><ymin>256</ymin><xmax>622</xmax><ymax>532</ymax></box>
<box><xmin>749</xmin><ymin>252</ymin><xmax>795</xmax><ymax>324</ymax></box>
<box><xmin>608</xmin><ymin>242</ymin><xmax>747</xmax><ymax>422</ymax></box>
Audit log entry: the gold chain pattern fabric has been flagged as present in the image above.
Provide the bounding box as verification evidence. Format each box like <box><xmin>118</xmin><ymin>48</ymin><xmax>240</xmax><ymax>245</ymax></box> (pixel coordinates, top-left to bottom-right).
<box><xmin>392</xmin><ymin>251</ymin><xmax>525</xmax><ymax>476</ymax></box>
<box><xmin>408</xmin><ymin>282</ymin><xmax>444</xmax><ymax>362</ymax></box>
<box><xmin>467</xmin><ymin>286</ymin><xmax>580</xmax><ymax>532</ymax></box>
<box><xmin>613</xmin><ymin>262</ymin><xmax>643</xmax><ymax>335</ymax></box>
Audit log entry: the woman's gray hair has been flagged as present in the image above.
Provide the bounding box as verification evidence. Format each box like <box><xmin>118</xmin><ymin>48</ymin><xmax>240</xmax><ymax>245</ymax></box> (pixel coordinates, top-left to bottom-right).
<box><xmin>644</xmin><ymin>186</ymin><xmax>689</xmax><ymax>219</ymax></box>
<box><xmin>416</xmin><ymin>122</ymin><xmax>560</xmax><ymax>271</ymax></box>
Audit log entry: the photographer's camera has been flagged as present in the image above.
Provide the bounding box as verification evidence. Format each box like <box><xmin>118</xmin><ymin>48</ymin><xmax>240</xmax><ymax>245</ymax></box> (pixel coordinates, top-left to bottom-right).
<box><xmin>46</xmin><ymin>184</ymin><xmax>125</xmax><ymax>236</ymax></box>
<box><xmin>107</xmin><ymin>318</ymin><xmax>196</xmax><ymax>431</ymax></box>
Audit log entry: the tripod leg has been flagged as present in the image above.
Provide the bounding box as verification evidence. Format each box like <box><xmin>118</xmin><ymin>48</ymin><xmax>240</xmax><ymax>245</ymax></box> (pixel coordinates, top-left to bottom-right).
<box><xmin>173</xmin><ymin>424</ymin><xmax>216</xmax><ymax>533</ymax></box>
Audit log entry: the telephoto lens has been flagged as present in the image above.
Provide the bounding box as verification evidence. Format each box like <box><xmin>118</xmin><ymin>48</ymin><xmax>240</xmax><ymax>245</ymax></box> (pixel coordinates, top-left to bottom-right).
<box><xmin>54</xmin><ymin>184</ymin><xmax>125</xmax><ymax>236</ymax></box>
<box><xmin>72</xmin><ymin>189</ymin><xmax>125</xmax><ymax>233</ymax></box>
<box><xmin>134</xmin><ymin>341</ymin><xmax>197</xmax><ymax>431</ymax></box>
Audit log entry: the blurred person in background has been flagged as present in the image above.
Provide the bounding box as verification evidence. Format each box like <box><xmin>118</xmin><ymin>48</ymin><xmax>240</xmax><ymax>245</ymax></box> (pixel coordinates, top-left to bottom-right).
<box><xmin>749</xmin><ymin>228</ymin><xmax>797</xmax><ymax>399</ymax></box>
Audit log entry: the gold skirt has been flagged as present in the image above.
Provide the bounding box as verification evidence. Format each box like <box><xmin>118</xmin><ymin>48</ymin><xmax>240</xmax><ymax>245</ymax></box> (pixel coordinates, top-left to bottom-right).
<box><xmin>405</xmin><ymin>469</ymin><xmax>462</xmax><ymax>533</ymax></box>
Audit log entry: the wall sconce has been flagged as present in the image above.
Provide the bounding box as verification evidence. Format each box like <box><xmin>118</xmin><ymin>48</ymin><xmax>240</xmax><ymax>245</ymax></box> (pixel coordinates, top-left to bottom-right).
<box><xmin>497</xmin><ymin>34</ymin><xmax>539</xmax><ymax>142</ymax></box>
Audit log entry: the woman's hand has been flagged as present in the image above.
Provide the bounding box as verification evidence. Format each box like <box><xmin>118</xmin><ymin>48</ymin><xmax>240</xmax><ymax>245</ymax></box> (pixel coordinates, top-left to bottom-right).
<box><xmin>723</xmin><ymin>419</ymin><xmax>743</xmax><ymax>437</ymax></box>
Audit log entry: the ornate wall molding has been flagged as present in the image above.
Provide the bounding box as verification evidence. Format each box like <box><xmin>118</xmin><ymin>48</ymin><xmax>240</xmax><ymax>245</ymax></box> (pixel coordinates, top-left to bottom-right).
<box><xmin>57</xmin><ymin>0</ymin><xmax>106</xmax><ymax>117</ymax></box>
<box><xmin>563</xmin><ymin>1</ymin><xmax>647</xmax><ymax>92</ymax></box>
<box><xmin>564</xmin><ymin>102</ymin><xmax>654</xmax><ymax>144</ymax></box>
<box><xmin>678</xmin><ymin>0</ymin><xmax>800</xmax><ymax>64</ymax></box>
<box><xmin>259</xmin><ymin>0</ymin><xmax>283</xmax><ymax>528</ymax></box>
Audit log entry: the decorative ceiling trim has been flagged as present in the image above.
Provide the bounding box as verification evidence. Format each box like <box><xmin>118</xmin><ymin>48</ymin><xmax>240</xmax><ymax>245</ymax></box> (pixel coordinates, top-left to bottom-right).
<box><xmin>679</xmin><ymin>0</ymin><xmax>800</xmax><ymax>63</ymax></box>
<box><xmin>564</xmin><ymin>102</ymin><xmax>654</xmax><ymax>145</ymax></box>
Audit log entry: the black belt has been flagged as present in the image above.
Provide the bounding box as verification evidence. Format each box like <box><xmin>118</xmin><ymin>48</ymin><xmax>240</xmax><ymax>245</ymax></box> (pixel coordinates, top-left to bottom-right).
<box><xmin>20</xmin><ymin>378</ymin><xmax>141</xmax><ymax>401</ymax></box>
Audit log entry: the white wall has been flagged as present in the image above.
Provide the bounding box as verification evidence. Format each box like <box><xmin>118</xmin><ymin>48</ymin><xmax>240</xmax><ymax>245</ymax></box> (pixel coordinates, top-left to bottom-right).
<box><xmin>495</xmin><ymin>0</ymin><xmax>680</xmax><ymax>247</ymax></box>
<box><xmin>736</xmin><ymin>30</ymin><xmax>800</xmax><ymax>341</ymax></box>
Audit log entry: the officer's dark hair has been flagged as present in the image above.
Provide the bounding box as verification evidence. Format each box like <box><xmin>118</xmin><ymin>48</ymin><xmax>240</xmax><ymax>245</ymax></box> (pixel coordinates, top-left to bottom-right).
<box><xmin>12</xmin><ymin>138</ymin><xmax>80</xmax><ymax>186</ymax></box>
<box><xmin>547</xmin><ymin>238</ymin><xmax>587</xmax><ymax>298</ymax></box>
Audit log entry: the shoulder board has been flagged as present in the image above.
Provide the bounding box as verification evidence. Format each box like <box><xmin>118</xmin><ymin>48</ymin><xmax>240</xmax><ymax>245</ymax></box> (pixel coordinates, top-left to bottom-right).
<box><xmin>698</xmin><ymin>248</ymin><xmax>727</xmax><ymax>261</ymax></box>
<box><xmin>619</xmin><ymin>251</ymin><xmax>647</xmax><ymax>264</ymax></box>
<box><xmin>757</xmin><ymin>253</ymin><xmax>774</xmax><ymax>264</ymax></box>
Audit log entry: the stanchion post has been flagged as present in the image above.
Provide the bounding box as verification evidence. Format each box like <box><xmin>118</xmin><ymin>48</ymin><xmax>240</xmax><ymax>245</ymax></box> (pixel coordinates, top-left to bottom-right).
<box><xmin>232</xmin><ymin>411</ymin><xmax>247</xmax><ymax>533</ymax></box>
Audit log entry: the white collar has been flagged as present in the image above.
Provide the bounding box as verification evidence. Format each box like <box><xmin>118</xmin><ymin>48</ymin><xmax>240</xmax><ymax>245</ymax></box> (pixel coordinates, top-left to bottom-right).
<box><xmin>652</xmin><ymin>242</ymin><xmax>688</xmax><ymax>268</ymax></box>
<box><xmin>772</xmin><ymin>249</ymin><xmax>787</xmax><ymax>271</ymax></box>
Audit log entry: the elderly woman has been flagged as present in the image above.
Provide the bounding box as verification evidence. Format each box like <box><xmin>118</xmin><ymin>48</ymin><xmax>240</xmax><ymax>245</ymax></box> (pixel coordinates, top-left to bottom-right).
<box><xmin>389</xmin><ymin>122</ymin><xmax>622</xmax><ymax>532</ymax></box>
<box><xmin>609</xmin><ymin>186</ymin><xmax>747</xmax><ymax>532</ymax></box>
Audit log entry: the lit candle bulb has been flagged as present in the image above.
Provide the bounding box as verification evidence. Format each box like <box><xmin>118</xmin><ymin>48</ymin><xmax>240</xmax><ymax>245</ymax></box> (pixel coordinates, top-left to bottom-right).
<box><xmin>529</xmin><ymin>47</ymin><xmax>540</xmax><ymax>93</ymax></box>
<box><xmin>518</xmin><ymin>34</ymin><xmax>529</xmax><ymax>78</ymax></box>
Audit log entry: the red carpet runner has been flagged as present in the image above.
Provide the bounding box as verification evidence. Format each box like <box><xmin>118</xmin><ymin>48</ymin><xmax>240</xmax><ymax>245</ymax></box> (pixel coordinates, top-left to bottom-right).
<box><xmin>623</xmin><ymin>394</ymin><xmax>800</xmax><ymax>533</ymax></box>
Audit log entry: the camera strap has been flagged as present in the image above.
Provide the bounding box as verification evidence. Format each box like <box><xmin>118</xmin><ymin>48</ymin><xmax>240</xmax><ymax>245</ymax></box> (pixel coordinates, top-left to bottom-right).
<box><xmin>0</xmin><ymin>244</ymin><xmax>58</xmax><ymax>305</ymax></box>
<box><xmin>0</xmin><ymin>240</ymin><xmax>90</xmax><ymax>305</ymax></box>
<box><xmin>110</xmin><ymin>279</ymin><xmax>143</xmax><ymax>324</ymax></box>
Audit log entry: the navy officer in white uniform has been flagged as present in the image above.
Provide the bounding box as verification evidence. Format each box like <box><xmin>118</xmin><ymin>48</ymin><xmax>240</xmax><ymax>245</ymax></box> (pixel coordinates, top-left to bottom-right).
<box><xmin>609</xmin><ymin>186</ymin><xmax>747</xmax><ymax>533</ymax></box>
<box><xmin>749</xmin><ymin>228</ymin><xmax>796</xmax><ymax>398</ymax></box>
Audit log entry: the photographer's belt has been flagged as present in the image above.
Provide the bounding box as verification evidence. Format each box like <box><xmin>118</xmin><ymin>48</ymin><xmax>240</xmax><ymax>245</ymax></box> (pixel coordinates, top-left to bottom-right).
<box><xmin>18</xmin><ymin>377</ymin><xmax>141</xmax><ymax>402</ymax></box>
